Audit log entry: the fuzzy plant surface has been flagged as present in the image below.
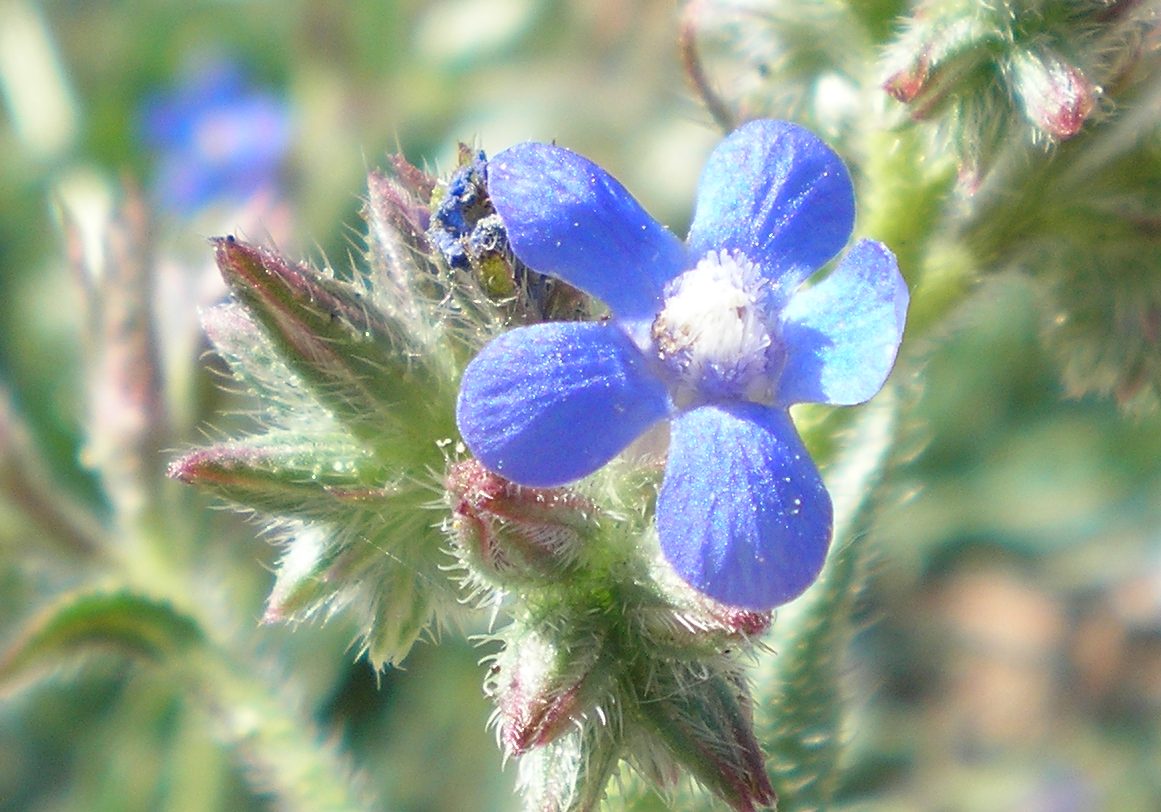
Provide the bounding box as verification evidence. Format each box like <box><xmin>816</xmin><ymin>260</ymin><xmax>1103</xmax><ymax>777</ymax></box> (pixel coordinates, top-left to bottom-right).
<box><xmin>7</xmin><ymin>2</ymin><xmax>1161</xmax><ymax>811</ymax></box>
<box><xmin>164</xmin><ymin>118</ymin><xmax>907</xmax><ymax>811</ymax></box>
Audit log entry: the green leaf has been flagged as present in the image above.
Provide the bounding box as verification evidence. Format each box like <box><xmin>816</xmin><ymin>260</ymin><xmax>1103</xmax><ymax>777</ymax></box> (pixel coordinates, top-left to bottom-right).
<box><xmin>0</xmin><ymin>589</ymin><xmax>204</xmax><ymax>694</ymax></box>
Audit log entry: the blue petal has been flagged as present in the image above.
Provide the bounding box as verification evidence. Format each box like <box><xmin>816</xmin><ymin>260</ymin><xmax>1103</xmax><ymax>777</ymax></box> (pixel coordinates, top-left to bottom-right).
<box><xmin>777</xmin><ymin>240</ymin><xmax>908</xmax><ymax>406</ymax></box>
<box><xmin>457</xmin><ymin>321</ymin><xmax>671</xmax><ymax>486</ymax></box>
<box><xmin>488</xmin><ymin>142</ymin><xmax>687</xmax><ymax>321</ymax></box>
<box><xmin>658</xmin><ymin>403</ymin><xmax>832</xmax><ymax>610</ymax></box>
<box><xmin>687</xmin><ymin>120</ymin><xmax>854</xmax><ymax>300</ymax></box>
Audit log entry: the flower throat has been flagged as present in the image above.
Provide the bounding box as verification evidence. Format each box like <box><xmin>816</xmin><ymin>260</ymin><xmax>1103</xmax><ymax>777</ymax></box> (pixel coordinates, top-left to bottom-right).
<box><xmin>650</xmin><ymin>249</ymin><xmax>786</xmax><ymax>409</ymax></box>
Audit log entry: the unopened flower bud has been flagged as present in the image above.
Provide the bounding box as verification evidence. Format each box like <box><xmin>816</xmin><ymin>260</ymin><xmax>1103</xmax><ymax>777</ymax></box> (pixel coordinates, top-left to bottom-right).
<box><xmin>446</xmin><ymin>459</ymin><xmax>594</xmax><ymax>585</ymax></box>
<box><xmin>487</xmin><ymin>625</ymin><xmax>614</xmax><ymax>756</ymax></box>
<box><xmin>882</xmin><ymin>16</ymin><xmax>994</xmax><ymax>119</ymax></box>
<box><xmin>1011</xmin><ymin>49</ymin><xmax>1096</xmax><ymax>140</ymax></box>
<box><xmin>635</xmin><ymin>663</ymin><xmax>775</xmax><ymax>812</ymax></box>
<box><xmin>212</xmin><ymin>236</ymin><xmax>450</xmax><ymax>454</ymax></box>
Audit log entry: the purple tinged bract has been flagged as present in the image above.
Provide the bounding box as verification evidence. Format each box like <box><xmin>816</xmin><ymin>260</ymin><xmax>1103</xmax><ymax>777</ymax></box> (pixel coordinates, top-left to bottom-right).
<box><xmin>456</xmin><ymin>120</ymin><xmax>908</xmax><ymax>610</ymax></box>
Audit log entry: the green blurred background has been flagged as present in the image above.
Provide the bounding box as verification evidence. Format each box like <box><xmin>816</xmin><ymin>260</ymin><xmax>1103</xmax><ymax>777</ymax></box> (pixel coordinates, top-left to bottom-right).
<box><xmin>1</xmin><ymin>1</ymin><xmax>1160</xmax><ymax>810</ymax></box>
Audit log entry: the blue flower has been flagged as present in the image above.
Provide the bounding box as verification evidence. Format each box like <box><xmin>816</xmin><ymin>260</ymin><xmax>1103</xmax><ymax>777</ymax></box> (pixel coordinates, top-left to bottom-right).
<box><xmin>456</xmin><ymin>120</ymin><xmax>908</xmax><ymax>610</ymax></box>
<box><xmin>139</xmin><ymin>59</ymin><xmax>292</xmax><ymax>213</ymax></box>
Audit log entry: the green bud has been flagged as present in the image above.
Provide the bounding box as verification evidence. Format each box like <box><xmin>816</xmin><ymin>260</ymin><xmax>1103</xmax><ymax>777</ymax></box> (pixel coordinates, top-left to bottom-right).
<box><xmin>632</xmin><ymin>661</ymin><xmax>775</xmax><ymax>812</ymax></box>
<box><xmin>447</xmin><ymin>459</ymin><xmax>594</xmax><ymax>587</ymax></box>
<box><xmin>488</xmin><ymin>623</ymin><xmax>616</xmax><ymax>757</ymax></box>
<box><xmin>212</xmin><ymin>236</ymin><xmax>452</xmax><ymax>458</ymax></box>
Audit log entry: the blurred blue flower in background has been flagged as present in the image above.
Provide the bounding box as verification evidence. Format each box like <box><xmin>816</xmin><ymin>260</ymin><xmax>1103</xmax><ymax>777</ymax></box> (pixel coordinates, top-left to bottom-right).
<box><xmin>139</xmin><ymin>58</ymin><xmax>292</xmax><ymax>213</ymax></box>
<box><xmin>457</xmin><ymin>120</ymin><xmax>909</xmax><ymax>610</ymax></box>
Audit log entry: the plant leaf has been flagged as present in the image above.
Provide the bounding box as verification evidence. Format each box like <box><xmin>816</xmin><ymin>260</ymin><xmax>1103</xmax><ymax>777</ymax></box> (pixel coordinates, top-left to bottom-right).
<box><xmin>0</xmin><ymin>589</ymin><xmax>204</xmax><ymax>695</ymax></box>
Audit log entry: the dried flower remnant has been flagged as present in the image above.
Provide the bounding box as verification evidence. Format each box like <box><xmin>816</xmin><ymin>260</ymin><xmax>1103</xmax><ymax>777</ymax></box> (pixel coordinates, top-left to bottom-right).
<box><xmin>427</xmin><ymin>146</ymin><xmax>589</xmax><ymax>323</ymax></box>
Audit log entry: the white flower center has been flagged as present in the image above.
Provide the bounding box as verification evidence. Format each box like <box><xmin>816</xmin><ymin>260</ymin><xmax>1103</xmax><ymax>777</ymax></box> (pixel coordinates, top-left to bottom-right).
<box><xmin>650</xmin><ymin>250</ymin><xmax>783</xmax><ymax>407</ymax></box>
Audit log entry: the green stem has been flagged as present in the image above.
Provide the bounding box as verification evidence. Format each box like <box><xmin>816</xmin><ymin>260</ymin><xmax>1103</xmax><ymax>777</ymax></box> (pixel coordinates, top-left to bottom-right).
<box><xmin>857</xmin><ymin>124</ymin><xmax>974</xmax><ymax>341</ymax></box>
<box><xmin>110</xmin><ymin>489</ymin><xmax>373</xmax><ymax>811</ymax></box>
<box><xmin>756</xmin><ymin>389</ymin><xmax>900</xmax><ymax>810</ymax></box>
<box><xmin>189</xmin><ymin>649</ymin><xmax>374</xmax><ymax>812</ymax></box>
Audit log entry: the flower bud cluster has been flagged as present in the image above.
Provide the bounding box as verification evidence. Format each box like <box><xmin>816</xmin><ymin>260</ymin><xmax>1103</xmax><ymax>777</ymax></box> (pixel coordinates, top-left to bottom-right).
<box><xmin>874</xmin><ymin>1</ymin><xmax>1161</xmax><ymax>411</ymax></box>
<box><xmin>480</xmin><ymin>577</ymin><xmax>776</xmax><ymax>812</ymax></box>
<box><xmin>882</xmin><ymin>0</ymin><xmax>1154</xmax><ymax>184</ymax></box>
<box><xmin>945</xmin><ymin>21</ymin><xmax>1161</xmax><ymax>412</ymax></box>
<box><xmin>169</xmin><ymin>155</ymin><xmax>473</xmax><ymax>668</ymax></box>
<box><xmin>449</xmin><ymin>458</ymin><xmax>777</xmax><ymax>810</ymax></box>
